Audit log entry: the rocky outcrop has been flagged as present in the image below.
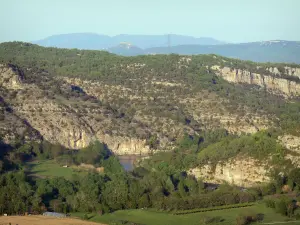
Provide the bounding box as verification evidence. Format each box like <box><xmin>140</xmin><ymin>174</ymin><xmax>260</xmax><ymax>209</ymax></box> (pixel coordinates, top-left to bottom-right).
<box><xmin>189</xmin><ymin>157</ymin><xmax>270</xmax><ymax>187</ymax></box>
<box><xmin>0</xmin><ymin>64</ymin><xmax>23</xmax><ymax>89</ymax></box>
<box><xmin>97</xmin><ymin>134</ymin><xmax>151</xmax><ymax>155</ymax></box>
<box><xmin>213</xmin><ymin>66</ymin><xmax>300</xmax><ymax>96</ymax></box>
<box><xmin>267</xmin><ymin>66</ymin><xmax>300</xmax><ymax>78</ymax></box>
<box><xmin>279</xmin><ymin>135</ymin><xmax>300</xmax><ymax>152</ymax></box>
<box><xmin>279</xmin><ymin>135</ymin><xmax>300</xmax><ymax>167</ymax></box>
<box><xmin>189</xmin><ymin>136</ymin><xmax>300</xmax><ymax>187</ymax></box>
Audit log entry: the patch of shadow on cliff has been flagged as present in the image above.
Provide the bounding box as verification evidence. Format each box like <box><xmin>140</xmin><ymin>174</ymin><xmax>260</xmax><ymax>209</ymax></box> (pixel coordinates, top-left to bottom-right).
<box><xmin>0</xmin><ymin>139</ymin><xmax>13</xmax><ymax>157</ymax></box>
<box><xmin>71</xmin><ymin>85</ymin><xmax>86</xmax><ymax>94</ymax></box>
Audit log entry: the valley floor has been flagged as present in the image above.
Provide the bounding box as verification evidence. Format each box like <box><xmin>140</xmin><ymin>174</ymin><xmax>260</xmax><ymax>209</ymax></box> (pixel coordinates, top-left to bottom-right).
<box><xmin>25</xmin><ymin>160</ymin><xmax>88</xmax><ymax>179</ymax></box>
<box><xmin>0</xmin><ymin>215</ymin><xmax>105</xmax><ymax>225</ymax></box>
<box><xmin>72</xmin><ymin>204</ymin><xmax>298</xmax><ymax>225</ymax></box>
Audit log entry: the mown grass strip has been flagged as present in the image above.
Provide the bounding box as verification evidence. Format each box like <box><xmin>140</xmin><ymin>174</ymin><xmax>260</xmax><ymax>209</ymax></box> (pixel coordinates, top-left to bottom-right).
<box><xmin>173</xmin><ymin>202</ymin><xmax>255</xmax><ymax>215</ymax></box>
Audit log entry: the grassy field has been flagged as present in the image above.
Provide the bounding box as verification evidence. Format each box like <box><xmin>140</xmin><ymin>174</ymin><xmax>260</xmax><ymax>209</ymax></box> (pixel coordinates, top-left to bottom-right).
<box><xmin>25</xmin><ymin>160</ymin><xmax>87</xmax><ymax>179</ymax></box>
<box><xmin>72</xmin><ymin>204</ymin><xmax>298</xmax><ymax>225</ymax></box>
<box><xmin>24</xmin><ymin>161</ymin><xmax>298</xmax><ymax>225</ymax></box>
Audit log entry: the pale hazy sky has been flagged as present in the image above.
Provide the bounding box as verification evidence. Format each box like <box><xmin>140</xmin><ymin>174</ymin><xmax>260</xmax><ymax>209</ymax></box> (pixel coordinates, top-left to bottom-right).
<box><xmin>1</xmin><ymin>0</ymin><xmax>300</xmax><ymax>43</ymax></box>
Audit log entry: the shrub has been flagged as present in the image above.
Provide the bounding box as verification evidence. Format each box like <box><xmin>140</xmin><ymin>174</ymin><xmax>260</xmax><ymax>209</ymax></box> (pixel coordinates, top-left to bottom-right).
<box><xmin>274</xmin><ymin>198</ymin><xmax>295</xmax><ymax>217</ymax></box>
<box><xmin>236</xmin><ymin>215</ymin><xmax>248</xmax><ymax>225</ymax></box>
<box><xmin>236</xmin><ymin>211</ymin><xmax>258</xmax><ymax>225</ymax></box>
<box><xmin>275</xmin><ymin>199</ymin><xmax>288</xmax><ymax>216</ymax></box>
<box><xmin>264</xmin><ymin>198</ymin><xmax>276</xmax><ymax>208</ymax></box>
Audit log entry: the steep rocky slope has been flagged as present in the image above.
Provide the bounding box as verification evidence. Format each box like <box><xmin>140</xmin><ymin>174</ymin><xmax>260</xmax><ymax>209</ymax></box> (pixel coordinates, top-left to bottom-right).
<box><xmin>60</xmin><ymin>76</ymin><xmax>270</xmax><ymax>135</ymax></box>
<box><xmin>0</xmin><ymin>64</ymin><xmax>152</xmax><ymax>153</ymax></box>
<box><xmin>0</xmin><ymin>65</ymin><xmax>41</xmax><ymax>144</ymax></box>
<box><xmin>0</xmin><ymin>43</ymin><xmax>300</xmax><ymax>159</ymax></box>
<box><xmin>0</xmin><ymin>61</ymin><xmax>272</xmax><ymax>154</ymax></box>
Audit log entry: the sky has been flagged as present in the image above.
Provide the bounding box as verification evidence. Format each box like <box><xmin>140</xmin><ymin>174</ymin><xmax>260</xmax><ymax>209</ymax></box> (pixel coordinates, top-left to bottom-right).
<box><xmin>0</xmin><ymin>0</ymin><xmax>300</xmax><ymax>43</ymax></box>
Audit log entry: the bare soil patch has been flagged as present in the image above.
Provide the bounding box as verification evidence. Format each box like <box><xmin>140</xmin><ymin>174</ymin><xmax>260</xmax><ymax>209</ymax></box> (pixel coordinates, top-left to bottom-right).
<box><xmin>0</xmin><ymin>215</ymin><xmax>105</xmax><ymax>225</ymax></box>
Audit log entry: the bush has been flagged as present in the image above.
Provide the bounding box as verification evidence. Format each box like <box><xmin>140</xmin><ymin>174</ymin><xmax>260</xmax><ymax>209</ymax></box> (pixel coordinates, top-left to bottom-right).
<box><xmin>275</xmin><ymin>199</ymin><xmax>288</xmax><ymax>216</ymax></box>
<box><xmin>236</xmin><ymin>211</ymin><xmax>258</xmax><ymax>225</ymax></box>
<box><xmin>264</xmin><ymin>198</ymin><xmax>276</xmax><ymax>208</ymax></box>
<box><xmin>236</xmin><ymin>215</ymin><xmax>248</xmax><ymax>225</ymax></box>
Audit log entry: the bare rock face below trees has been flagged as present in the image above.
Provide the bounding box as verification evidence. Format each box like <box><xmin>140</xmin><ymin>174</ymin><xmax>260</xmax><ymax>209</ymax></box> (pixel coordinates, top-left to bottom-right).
<box><xmin>279</xmin><ymin>135</ymin><xmax>300</xmax><ymax>167</ymax></box>
<box><xmin>212</xmin><ymin>65</ymin><xmax>300</xmax><ymax>97</ymax></box>
<box><xmin>189</xmin><ymin>135</ymin><xmax>300</xmax><ymax>187</ymax></box>
<box><xmin>0</xmin><ymin>64</ymin><xmax>24</xmax><ymax>90</ymax></box>
<box><xmin>189</xmin><ymin>157</ymin><xmax>271</xmax><ymax>187</ymax></box>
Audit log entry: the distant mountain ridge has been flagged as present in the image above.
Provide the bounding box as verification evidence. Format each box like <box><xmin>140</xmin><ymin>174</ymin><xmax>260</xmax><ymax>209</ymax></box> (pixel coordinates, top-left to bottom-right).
<box><xmin>145</xmin><ymin>40</ymin><xmax>300</xmax><ymax>64</ymax></box>
<box><xmin>33</xmin><ymin>33</ymin><xmax>225</xmax><ymax>49</ymax></box>
<box><xmin>32</xmin><ymin>33</ymin><xmax>300</xmax><ymax>63</ymax></box>
<box><xmin>105</xmin><ymin>40</ymin><xmax>300</xmax><ymax>64</ymax></box>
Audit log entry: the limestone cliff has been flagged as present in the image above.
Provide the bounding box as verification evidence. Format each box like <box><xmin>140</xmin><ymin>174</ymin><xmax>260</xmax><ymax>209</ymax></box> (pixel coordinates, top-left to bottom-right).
<box><xmin>213</xmin><ymin>66</ymin><xmax>300</xmax><ymax>96</ymax></box>
<box><xmin>0</xmin><ymin>64</ymin><xmax>153</xmax><ymax>154</ymax></box>
<box><xmin>189</xmin><ymin>134</ymin><xmax>300</xmax><ymax>187</ymax></box>
<box><xmin>97</xmin><ymin>134</ymin><xmax>151</xmax><ymax>155</ymax></box>
<box><xmin>189</xmin><ymin>157</ymin><xmax>270</xmax><ymax>187</ymax></box>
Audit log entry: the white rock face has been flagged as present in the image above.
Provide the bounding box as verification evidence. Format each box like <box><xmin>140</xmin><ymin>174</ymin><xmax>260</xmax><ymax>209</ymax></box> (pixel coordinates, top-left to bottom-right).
<box><xmin>279</xmin><ymin>135</ymin><xmax>300</xmax><ymax>167</ymax></box>
<box><xmin>213</xmin><ymin>66</ymin><xmax>300</xmax><ymax>97</ymax></box>
<box><xmin>189</xmin><ymin>157</ymin><xmax>270</xmax><ymax>187</ymax></box>
<box><xmin>97</xmin><ymin>134</ymin><xmax>151</xmax><ymax>155</ymax></box>
<box><xmin>279</xmin><ymin>135</ymin><xmax>300</xmax><ymax>153</ymax></box>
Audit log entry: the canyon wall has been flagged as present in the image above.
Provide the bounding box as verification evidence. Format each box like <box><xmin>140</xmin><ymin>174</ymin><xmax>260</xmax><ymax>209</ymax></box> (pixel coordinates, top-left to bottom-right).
<box><xmin>213</xmin><ymin>66</ymin><xmax>300</xmax><ymax>96</ymax></box>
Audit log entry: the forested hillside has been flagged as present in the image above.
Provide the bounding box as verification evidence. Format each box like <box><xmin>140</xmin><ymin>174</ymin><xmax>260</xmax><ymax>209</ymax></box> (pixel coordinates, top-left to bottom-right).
<box><xmin>1</xmin><ymin>42</ymin><xmax>300</xmax><ymax>221</ymax></box>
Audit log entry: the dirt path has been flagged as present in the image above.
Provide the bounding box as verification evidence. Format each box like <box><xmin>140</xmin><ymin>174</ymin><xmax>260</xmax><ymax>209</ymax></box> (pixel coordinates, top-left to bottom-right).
<box><xmin>0</xmin><ymin>215</ymin><xmax>106</xmax><ymax>225</ymax></box>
